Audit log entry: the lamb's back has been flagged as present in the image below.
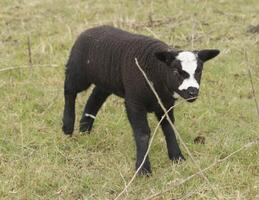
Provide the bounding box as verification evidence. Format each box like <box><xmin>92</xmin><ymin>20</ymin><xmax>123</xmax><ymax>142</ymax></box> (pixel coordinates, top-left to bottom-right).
<box><xmin>69</xmin><ymin>26</ymin><xmax>168</xmax><ymax>97</ymax></box>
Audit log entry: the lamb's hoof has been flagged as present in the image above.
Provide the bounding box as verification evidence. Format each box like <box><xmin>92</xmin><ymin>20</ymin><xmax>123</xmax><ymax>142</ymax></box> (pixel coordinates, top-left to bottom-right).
<box><xmin>62</xmin><ymin>124</ymin><xmax>74</xmax><ymax>136</ymax></box>
<box><xmin>79</xmin><ymin>120</ymin><xmax>94</xmax><ymax>134</ymax></box>
<box><xmin>62</xmin><ymin>125</ymin><xmax>74</xmax><ymax>136</ymax></box>
<box><xmin>62</xmin><ymin>117</ymin><xmax>74</xmax><ymax>136</ymax></box>
<box><xmin>79</xmin><ymin>123</ymin><xmax>93</xmax><ymax>134</ymax></box>
<box><xmin>170</xmin><ymin>153</ymin><xmax>185</xmax><ymax>163</ymax></box>
<box><xmin>136</xmin><ymin>163</ymin><xmax>152</xmax><ymax>176</ymax></box>
<box><xmin>137</xmin><ymin>168</ymin><xmax>152</xmax><ymax>177</ymax></box>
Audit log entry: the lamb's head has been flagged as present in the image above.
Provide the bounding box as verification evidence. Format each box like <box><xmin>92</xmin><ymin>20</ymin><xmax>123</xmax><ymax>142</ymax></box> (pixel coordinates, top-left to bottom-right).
<box><xmin>155</xmin><ymin>49</ymin><xmax>220</xmax><ymax>102</ymax></box>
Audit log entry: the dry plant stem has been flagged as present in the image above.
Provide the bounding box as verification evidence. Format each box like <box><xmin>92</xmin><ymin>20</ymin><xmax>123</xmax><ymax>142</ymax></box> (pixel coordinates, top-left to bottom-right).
<box><xmin>144</xmin><ymin>27</ymin><xmax>160</xmax><ymax>39</ymax></box>
<box><xmin>119</xmin><ymin>172</ymin><xmax>128</xmax><ymax>196</ymax></box>
<box><xmin>176</xmin><ymin>183</ymin><xmax>206</xmax><ymax>200</ymax></box>
<box><xmin>134</xmin><ymin>58</ymin><xmax>220</xmax><ymax>200</ymax></box>
<box><xmin>114</xmin><ymin>99</ymin><xmax>185</xmax><ymax>200</ymax></box>
<box><xmin>144</xmin><ymin>138</ymin><xmax>259</xmax><ymax>200</ymax></box>
<box><xmin>244</xmin><ymin>49</ymin><xmax>259</xmax><ymax>116</ymax></box>
<box><xmin>191</xmin><ymin>17</ymin><xmax>195</xmax><ymax>50</ymax></box>
<box><xmin>27</xmin><ymin>35</ymin><xmax>33</xmax><ymax>68</ymax></box>
<box><xmin>248</xmin><ymin>69</ymin><xmax>259</xmax><ymax>115</ymax></box>
<box><xmin>115</xmin><ymin>99</ymin><xmax>197</xmax><ymax>200</ymax></box>
<box><xmin>244</xmin><ymin>49</ymin><xmax>259</xmax><ymax>115</ymax></box>
<box><xmin>0</xmin><ymin>64</ymin><xmax>59</xmax><ymax>73</ymax></box>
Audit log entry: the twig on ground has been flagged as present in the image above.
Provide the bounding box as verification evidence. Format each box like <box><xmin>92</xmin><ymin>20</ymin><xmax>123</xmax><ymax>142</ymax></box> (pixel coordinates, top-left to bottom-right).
<box><xmin>119</xmin><ymin>172</ymin><xmax>128</xmax><ymax>196</ymax></box>
<box><xmin>111</xmin><ymin>14</ymin><xmax>184</xmax><ymax>31</ymax></box>
<box><xmin>244</xmin><ymin>49</ymin><xmax>259</xmax><ymax>116</ymax></box>
<box><xmin>134</xmin><ymin>58</ymin><xmax>220</xmax><ymax>200</ymax></box>
<box><xmin>114</xmin><ymin>97</ymin><xmax>189</xmax><ymax>200</ymax></box>
<box><xmin>248</xmin><ymin>69</ymin><xmax>259</xmax><ymax>115</ymax></box>
<box><xmin>0</xmin><ymin>64</ymin><xmax>59</xmax><ymax>73</ymax></box>
<box><xmin>191</xmin><ymin>17</ymin><xmax>195</xmax><ymax>50</ymax></box>
<box><xmin>144</xmin><ymin>27</ymin><xmax>160</xmax><ymax>39</ymax></box>
<box><xmin>144</xmin><ymin>137</ymin><xmax>259</xmax><ymax>200</ymax></box>
<box><xmin>27</xmin><ymin>35</ymin><xmax>33</xmax><ymax>68</ymax></box>
<box><xmin>175</xmin><ymin>183</ymin><xmax>206</xmax><ymax>200</ymax></box>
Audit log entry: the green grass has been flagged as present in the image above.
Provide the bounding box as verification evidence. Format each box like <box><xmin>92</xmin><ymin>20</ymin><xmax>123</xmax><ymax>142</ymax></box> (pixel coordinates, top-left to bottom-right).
<box><xmin>0</xmin><ymin>0</ymin><xmax>259</xmax><ymax>199</ymax></box>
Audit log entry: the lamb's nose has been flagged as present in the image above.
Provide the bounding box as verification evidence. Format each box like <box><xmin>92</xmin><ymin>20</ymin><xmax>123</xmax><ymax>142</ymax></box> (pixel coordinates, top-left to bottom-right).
<box><xmin>188</xmin><ymin>87</ymin><xmax>198</xmax><ymax>97</ymax></box>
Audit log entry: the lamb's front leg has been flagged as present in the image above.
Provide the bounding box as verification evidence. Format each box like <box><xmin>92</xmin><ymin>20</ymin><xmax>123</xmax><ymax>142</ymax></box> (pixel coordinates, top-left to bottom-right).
<box><xmin>125</xmin><ymin>101</ymin><xmax>151</xmax><ymax>175</ymax></box>
<box><xmin>155</xmin><ymin>109</ymin><xmax>185</xmax><ymax>162</ymax></box>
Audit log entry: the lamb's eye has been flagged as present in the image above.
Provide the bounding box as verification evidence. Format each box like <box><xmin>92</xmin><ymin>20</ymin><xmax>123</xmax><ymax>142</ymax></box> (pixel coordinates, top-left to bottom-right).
<box><xmin>179</xmin><ymin>70</ymin><xmax>189</xmax><ymax>79</ymax></box>
<box><xmin>172</xmin><ymin>68</ymin><xmax>189</xmax><ymax>79</ymax></box>
<box><xmin>173</xmin><ymin>69</ymin><xmax>179</xmax><ymax>75</ymax></box>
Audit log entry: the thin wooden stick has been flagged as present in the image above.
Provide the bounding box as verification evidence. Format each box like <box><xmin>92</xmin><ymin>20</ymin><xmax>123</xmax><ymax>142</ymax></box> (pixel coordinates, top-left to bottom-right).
<box><xmin>144</xmin><ymin>27</ymin><xmax>160</xmax><ymax>39</ymax></box>
<box><xmin>27</xmin><ymin>35</ymin><xmax>33</xmax><ymax>68</ymax></box>
<box><xmin>191</xmin><ymin>17</ymin><xmax>195</xmax><ymax>50</ymax></box>
<box><xmin>0</xmin><ymin>64</ymin><xmax>59</xmax><ymax>73</ymax></box>
<box><xmin>244</xmin><ymin>49</ymin><xmax>259</xmax><ymax>116</ymax></box>
<box><xmin>248</xmin><ymin>69</ymin><xmax>259</xmax><ymax>115</ymax></box>
<box><xmin>134</xmin><ymin>58</ymin><xmax>220</xmax><ymax>200</ymax></box>
<box><xmin>114</xmin><ymin>96</ymin><xmax>191</xmax><ymax>200</ymax></box>
<box><xmin>175</xmin><ymin>183</ymin><xmax>206</xmax><ymax>200</ymax></box>
<box><xmin>144</xmin><ymin>137</ymin><xmax>259</xmax><ymax>200</ymax></box>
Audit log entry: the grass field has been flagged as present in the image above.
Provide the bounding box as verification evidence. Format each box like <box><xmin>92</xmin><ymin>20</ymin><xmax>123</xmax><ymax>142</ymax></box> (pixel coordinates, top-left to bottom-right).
<box><xmin>0</xmin><ymin>0</ymin><xmax>259</xmax><ymax>199</ymax></box>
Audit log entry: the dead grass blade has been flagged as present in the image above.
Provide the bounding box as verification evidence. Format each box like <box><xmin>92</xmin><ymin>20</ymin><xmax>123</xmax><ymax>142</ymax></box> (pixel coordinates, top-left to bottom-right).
<box><xmin>0</xmin><ymin>64</ymin><xmax>59</xmax><ymax>73</ymax></box>
<box><xmin>114</xmin><ymin>95</ymin><xmax>192</xmax><ymax>200</ymax></box>
<box><xmin>244</xmin><ymin>49</ymin><xmax>259</xmax><ymax>116</ymax></box>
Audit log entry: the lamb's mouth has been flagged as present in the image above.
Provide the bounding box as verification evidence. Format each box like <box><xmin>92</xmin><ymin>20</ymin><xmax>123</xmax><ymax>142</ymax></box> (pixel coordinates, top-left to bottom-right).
<box><xmin>186</xmin><ymin>97</ymin><xmax>197</xmax><ymax>102</ymax></box>
<box><xmin>172</xmin><ymin>91</ymin><xmax>198</xmax><ymax>102</ymax></box>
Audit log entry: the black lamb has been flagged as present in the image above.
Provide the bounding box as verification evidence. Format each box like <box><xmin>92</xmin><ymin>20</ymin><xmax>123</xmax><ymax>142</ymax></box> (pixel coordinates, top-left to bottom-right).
<box><xmin>62</xmin><ymin>25</ymin><xmax>220</xmax><ymax>175</ymax></box>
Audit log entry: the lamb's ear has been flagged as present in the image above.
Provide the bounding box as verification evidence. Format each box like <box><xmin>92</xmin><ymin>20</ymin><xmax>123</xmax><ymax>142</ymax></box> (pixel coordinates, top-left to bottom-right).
<box><xmin>155</xmin><ymin>51</ymin><xmax>177</xmax><ymax>66</ymax></box>
<box><xmin>198</xmin><ymin>49</ymin><xmax>220</xmax><ymax>62</ymax></box>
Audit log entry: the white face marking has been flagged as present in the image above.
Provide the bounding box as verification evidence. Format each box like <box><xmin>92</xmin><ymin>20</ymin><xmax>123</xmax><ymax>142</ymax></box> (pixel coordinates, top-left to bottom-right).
<box><xmin>176</xmin><ymin>51</ymin><xmax>199</xmax><ymax>91</ymax></box>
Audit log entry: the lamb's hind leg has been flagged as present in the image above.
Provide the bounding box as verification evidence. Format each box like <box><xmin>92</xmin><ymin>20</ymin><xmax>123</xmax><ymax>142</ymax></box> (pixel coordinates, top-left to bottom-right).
<box><xmin>62</xmin><ymin>73</ymin><xmax>90</xmax><ymax>135</ymax></box>
<box><xmin>62</xmin><ymin>91</ymin><xmax>77</xmax><ymax>135</ymax></box>
<box><xmin>80</xmin><ymin>87</ymin><xmax>110</xmax><ymax>133</ymax></box>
